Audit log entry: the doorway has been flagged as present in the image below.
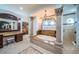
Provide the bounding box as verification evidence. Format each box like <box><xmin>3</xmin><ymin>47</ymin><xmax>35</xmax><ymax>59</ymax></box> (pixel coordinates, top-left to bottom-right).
<box><xmin>63</xmin><ymin>13</ymin><xmax>76</xmax><ymax>49</ymax></box>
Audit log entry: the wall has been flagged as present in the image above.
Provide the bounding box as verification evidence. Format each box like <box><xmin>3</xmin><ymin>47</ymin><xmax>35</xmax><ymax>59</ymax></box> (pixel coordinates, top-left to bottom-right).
<box><xmin>62</xmin><ymin>13</ymin><xmax>77</xmax><ymax>49</ymax></box>
<box><xmin>43</xmin><ymin>25</ymin><xmax>56</xmax><ymax>30</ymax></box>
<box><xmin>76</xmin><ymin>5</ymin><xmax>79</xmax><ymax>47</ymax></box>
<box><xmin>63</xmin><ymin>13</ymin><xmax>75</xmax><ymax>46</ymax></box>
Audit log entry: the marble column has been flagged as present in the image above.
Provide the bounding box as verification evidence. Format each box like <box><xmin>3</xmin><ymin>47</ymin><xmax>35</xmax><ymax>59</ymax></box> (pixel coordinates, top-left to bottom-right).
<box><xmin>29</xmin><ymin>16</ymin><xmax>34</xmax><ymax>37</ymax></box>
<box><xmin>55</xmin><ymin>6</ymin><xmax>63</xmax><ymax>46</ymax></box>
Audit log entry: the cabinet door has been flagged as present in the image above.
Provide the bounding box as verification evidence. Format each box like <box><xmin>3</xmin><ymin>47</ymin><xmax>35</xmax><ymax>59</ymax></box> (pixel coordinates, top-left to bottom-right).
<box><xmin>15</xmin><ymin>34</ymin><xmax>23</xmax><ymax>42</ymax></box>
<box><xmin>0</xmin><ymin>35</ymin><xmax>3</xmax><ymax>48</ymax></box>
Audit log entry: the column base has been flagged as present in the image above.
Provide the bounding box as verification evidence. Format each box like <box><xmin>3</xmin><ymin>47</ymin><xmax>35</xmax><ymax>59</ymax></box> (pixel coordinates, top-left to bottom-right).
<box><xmin>54</xmin><ymin>41</ymin><xmax>63</xmax><ymax>48</ymax></box>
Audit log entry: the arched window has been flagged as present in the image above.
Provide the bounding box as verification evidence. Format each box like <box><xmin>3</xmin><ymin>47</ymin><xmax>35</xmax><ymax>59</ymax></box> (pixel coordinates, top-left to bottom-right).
<box><xmin>66</xmin><ymin>18</ymin><xmax>74</xmax><ymax>24</ymax></box>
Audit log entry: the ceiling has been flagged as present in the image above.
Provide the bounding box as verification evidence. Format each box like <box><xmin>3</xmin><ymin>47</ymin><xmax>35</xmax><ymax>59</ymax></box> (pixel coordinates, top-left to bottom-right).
<box><xmin>0</xmin><ymin>4</ymin><xmax>76</xmax><ymax>18</ymax></box>
<box><xmin>12</xmin><ymin>4</ymin><xmax>55</xmax><ymax>13</ymax></box>
<box><xmin>63</xmin><ymin>4</ymin><xmax>77</xmax><ymax>14</ymax></box>
<box><xmin>0</xmin><ymin>4</ymin><xmax>54</xmax><ymax>16</ymax></box>
<box><xmin>0</xmin><ymin>4</ymin><xmax>61</xmax><ymax>16</ymax></box>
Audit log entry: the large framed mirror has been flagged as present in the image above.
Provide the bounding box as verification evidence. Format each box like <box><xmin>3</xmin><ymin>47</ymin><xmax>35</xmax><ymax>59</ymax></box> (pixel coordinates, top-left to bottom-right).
<box><xmin>0</xmin><ymin>18</ymin><xmax>19</xmax><ymax>32</ymax></box>
<box><xmin>0</xmin><ymin>13</ymin><xmax>20</xmax><ymax>32</ymax></box>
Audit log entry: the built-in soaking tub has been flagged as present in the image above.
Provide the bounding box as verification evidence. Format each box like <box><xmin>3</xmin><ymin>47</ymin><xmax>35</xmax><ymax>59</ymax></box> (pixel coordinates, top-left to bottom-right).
<box><xmin>34</xmin><ymin>35</ymin><xmax>56</xmax><ymax>45</ymax></box>
<box><xmin>31</xmin><ymin>30</ymin><xmax>63</xmax><ymax>54</ymax></box>
<box><xmin>31</xmin><ymin>35</ymin><xmax>63</xmax><ymax>54</ymax></box>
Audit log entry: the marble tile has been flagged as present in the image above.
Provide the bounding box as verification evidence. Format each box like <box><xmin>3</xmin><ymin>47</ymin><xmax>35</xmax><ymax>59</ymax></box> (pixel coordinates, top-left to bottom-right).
<box><xmin>19</xmin><ymin>46</ymin><xmax>41</xmax><ymax>54</ymax></box>
<box><xmin>0</xmin><ymin>35</ymin><xmax>30</xmax><ymax>54</ymax></box>
<box><xmin>31</xmin><ymin>43</ymin><xmax>53</xmax><ymax>54</ymax></box>
<box><xmin>1</xmin><ymin>34</ymin><xmax>79</xmax><ymax>54</ymax></box>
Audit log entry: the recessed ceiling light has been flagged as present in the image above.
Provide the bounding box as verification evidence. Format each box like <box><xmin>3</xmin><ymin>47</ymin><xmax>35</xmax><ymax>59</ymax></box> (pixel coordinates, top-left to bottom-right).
<box><xmin>20</xmin><ymin>7</ymin><xmax>23</xmax><ymax>10</ymax></box>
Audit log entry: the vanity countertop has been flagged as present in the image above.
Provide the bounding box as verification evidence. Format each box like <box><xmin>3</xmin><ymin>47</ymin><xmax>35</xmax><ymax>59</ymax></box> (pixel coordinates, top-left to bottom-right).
<box><xmin>0</xmin><ymin>31</ymin><xmax>23</xmax><ymax>37</ymax></box>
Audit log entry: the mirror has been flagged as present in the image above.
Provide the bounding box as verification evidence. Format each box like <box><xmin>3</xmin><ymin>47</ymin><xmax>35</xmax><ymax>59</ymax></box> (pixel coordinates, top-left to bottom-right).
<box><xmin>0</xmin><ymin>18</ymin><xmax>18</xmax><ymax>32</ymax></box>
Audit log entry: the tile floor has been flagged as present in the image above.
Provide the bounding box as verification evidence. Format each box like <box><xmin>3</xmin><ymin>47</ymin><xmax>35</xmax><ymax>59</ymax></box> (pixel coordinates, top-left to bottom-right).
<box><xmin>0</xmin><ymin>35</ymin><xmax>52</xmax><ymax>54</ymax></box>
<box><xmin>0</xmin><ymin>35</ymin><xmax>30</xmax><ymax>54</ymax></box>
<box><xmin>1</xmin><ymin>34</ymin><xmax>79</xmax><ymax>54</ymax></box>
<box><xmin>19</xmin><ymin>46</ymin><xmax>41</xmax><ymax>54</ymax></box>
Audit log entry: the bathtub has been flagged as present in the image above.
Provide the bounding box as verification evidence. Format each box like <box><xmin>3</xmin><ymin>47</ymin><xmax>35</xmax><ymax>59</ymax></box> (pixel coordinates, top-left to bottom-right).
<box><xmin>36</xmin><ymin>35</ymin><xmax>56</xmax><ymax>45</ymax></box>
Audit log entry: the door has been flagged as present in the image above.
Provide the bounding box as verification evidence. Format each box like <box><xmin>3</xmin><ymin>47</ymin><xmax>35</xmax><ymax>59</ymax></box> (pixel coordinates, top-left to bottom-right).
<box><xmin>63</xmin><ymin>13</ymin><xmax>76</xmax><ymax>48</ymax></box>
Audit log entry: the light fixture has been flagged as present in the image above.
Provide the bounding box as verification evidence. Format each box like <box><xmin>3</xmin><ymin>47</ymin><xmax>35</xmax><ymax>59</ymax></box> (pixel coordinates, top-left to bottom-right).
<box><xmin>43</xmin><ymin>10</ymin><xmax>56</xmax><ymax>26</ymax></box>
<box><xmin>44</xmin><ymin>10</ymin><xmax>47</xmax><ymax>20</ymax></box>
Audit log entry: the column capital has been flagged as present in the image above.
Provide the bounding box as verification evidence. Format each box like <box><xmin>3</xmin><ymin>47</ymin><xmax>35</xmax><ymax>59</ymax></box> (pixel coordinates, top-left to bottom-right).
<box><xmin>55</xmin><ymin>6</ymin><xmax>63</xmax><ymax>16</ymax></box>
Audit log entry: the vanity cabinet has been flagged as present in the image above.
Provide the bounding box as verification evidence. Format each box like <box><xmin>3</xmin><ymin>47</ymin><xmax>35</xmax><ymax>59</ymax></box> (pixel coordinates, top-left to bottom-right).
<box><xmin>0</xmin><ymin>35</ymin><xmax>3</xmax><ymax>48</ymax></box>
<box><xmin>15</xmin><ymin>34</ymin><xmax>23</xmax><ymax>42</ymax></box>
<box><xmin>0</xmin><ymin>32</ymin><xmax>23</xmax><ymax>48</ymax></box>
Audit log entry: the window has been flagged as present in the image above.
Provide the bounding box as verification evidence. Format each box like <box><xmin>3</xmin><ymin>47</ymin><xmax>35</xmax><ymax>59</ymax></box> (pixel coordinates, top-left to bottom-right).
<box><xmin>43</xmin><ymin>20</ymin><xmax>56</xmax><ymax>26</ymax></box>
<box><xmin>43</xmin><ymin>20</ymin><xmax>56</xmax><ymax>30</ymax></box>
<box><xmin>66</xmin><ymin>18</ymin><xmax>74</xmax><ymax>24</ymax></box>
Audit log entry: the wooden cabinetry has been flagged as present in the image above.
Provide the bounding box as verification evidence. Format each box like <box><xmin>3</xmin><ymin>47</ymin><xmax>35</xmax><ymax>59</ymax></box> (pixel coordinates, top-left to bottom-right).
<box><xmin>0</xmin><ymin>35</ymin><xmax>3</xmax><ymax>48</ymax></box>
<box><xmin>15</xmin><ymin>34</ymin><xmax>23</xmax><ymax>42</ymax></box>
<box><xmin>0</xmin><ymin>32</ymin><xmax>23</xmax><ymax>48</ymax></box>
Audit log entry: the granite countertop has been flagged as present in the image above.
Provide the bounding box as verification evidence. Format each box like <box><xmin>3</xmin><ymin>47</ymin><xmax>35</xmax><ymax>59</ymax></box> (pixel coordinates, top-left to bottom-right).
<box><xmin>0</xmin><ymin>31</ymin><xmax>23</xmax><ymax>36</ymax></box>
